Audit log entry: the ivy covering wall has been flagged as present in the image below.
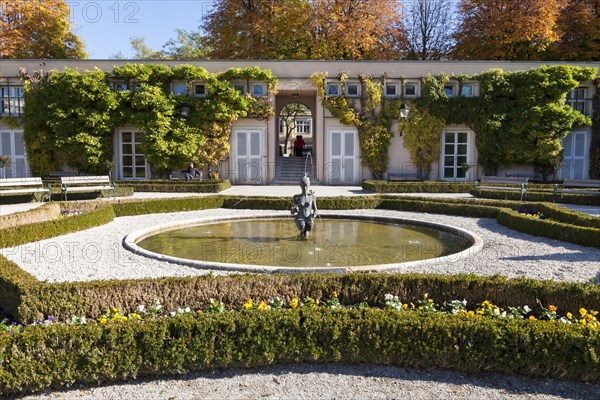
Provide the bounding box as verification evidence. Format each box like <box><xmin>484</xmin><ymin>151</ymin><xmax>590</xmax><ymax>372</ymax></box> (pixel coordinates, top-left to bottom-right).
<box><xmin>22</xmin><ymin>64</ymin><xmax>277</xmax><ymax>177</ymax></box>
<box><xmin>314</xmin><ymin>66</ymin><xmax>596</xmax><ymax>180</ymax></box>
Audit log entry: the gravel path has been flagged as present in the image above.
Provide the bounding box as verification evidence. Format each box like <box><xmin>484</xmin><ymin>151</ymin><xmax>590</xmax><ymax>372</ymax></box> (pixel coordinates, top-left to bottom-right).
<box><xmin>4</xmin><ymin>207</ymin><xmax>600</xmax><ymax>399</ymax></box>
<box><xmin>1</xmin><ymin>208</ymin><xmax>599</xmax><ymax>283</ymax></box>
<box><xmin>18</xmin><ymin>363</ymin><xmax>600</xmax><ymax>400</ymax></box>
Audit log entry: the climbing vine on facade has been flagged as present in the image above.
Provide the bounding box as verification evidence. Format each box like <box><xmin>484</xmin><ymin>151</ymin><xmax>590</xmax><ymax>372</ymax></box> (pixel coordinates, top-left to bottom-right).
<box><xmin>314</xmin><ymin>66</ymin><xmax>595</xmax><ymax>180</ymax></box>
<box><xmin>22</xmin><ymin>64</ymin><xmax>277</xmax><ymax>176</ymax></box>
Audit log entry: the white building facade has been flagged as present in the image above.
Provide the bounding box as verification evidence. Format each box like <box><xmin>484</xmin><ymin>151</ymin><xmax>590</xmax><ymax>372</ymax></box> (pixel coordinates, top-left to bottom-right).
<box><xmin>0</xmin><ymin>60</ymin><xmax>597</xmax><ymax>184</ymax></box>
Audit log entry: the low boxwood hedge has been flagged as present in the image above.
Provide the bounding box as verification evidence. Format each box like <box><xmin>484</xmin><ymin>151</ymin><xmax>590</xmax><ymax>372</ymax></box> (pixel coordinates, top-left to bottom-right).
<box><xmin>0</xmin><ymin>204</ymin><xmax>116</xmax><ymax>248</ymax></box>
<box><xmin>7</xmin><ymin>271</ymin><xmax>600</xmax><ymax>325</ymax></box>
<box><xmin>363</xmin><ymin>180</ymin><xmax>472</xmax><ymax>193</ymax></box>
<box><xmin>117</xmin><ymin>179</ymin><xmax>231</xmax><ymax>193</ymax></box>
<box><xmin>1</xmin><ymin>192</ymin><xmax>600</xmax><ymax>394</ymax></box>
<box><xmin>1</xmin><ymin>308</ymin><xmax>599</xmax><ymax>396</ymax></box>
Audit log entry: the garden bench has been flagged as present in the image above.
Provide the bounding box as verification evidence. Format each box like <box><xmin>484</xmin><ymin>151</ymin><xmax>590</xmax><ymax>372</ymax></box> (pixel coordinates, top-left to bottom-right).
<box><xmin>475</xmin><ymin>176</ymin><xmax>529</xmax><ymax>201</ymax></box>
<box><xmin>0</xmin><ymin>177</ymin><xmax>51</xmax><ymax>201</ymax></box>
<box><xmin>387</xmin><ymin>173</ymin><xmax>422</xmax><ymax>182</ymax></box>
<box><xmin>505</xmin><ymin>172</ymin><xmax>539</xmax><ymax>180</ymax></box>
<box><xmin>553</xmin><ymin>179</ymin><xmax>600</xmax><ymax>200</ymax></box>
<box><xmin>169</xmin><ymin>171</ymin><xmax>203</xmax><ymax>181</ymax></box>
<box><xmin>60</xmin><ymin>175</ymin><xmax>116</xmax><ymax>201</ymax></box>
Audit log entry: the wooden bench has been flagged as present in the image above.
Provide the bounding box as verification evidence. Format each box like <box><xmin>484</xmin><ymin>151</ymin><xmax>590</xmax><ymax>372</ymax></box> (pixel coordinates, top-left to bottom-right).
<box><xmin>553</xmin><ymin>179</ymin><xmax>600</xmax><ymax>200</ymax></box>
<box><xmin>387</xmin><ymin>173</ymin><xmax>422</xmax><ymax>182</ymax></box>
<box><xmin>60</xmin><ymin>175</ymin><xmax>116</xmax><ymax>201</ymax></box>
<box><xmin>475</xmin><ymin>176</ymin><xmax>529</xmax><ymax>201</ymax></box>
<box><xmin>169</xmin><ymin>171</ymin><xmax>203</xmax><ymax>181</ymax></box>
<box><xmin>505</xmin><ymin>172</ymin><xmax>539</xmax><ymax>180</ymax></box>
<box><xmin>0</xmin><ymin>177</ymin><xmax>51</xmax><ymax>201</ymax></box>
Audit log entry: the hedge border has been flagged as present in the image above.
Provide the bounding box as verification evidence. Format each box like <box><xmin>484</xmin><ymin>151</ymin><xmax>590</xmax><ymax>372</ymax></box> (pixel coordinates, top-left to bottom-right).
<box><xmin>1</xmin><ymin>195</ymin><xmax>600</xmax><ymax>394</ymax></box>
<box><xmin>1</xmin><ymin>308</ymin><xmax>599</xmax><ymax>396</ymax></box>
<box><xmin>1</xmin><ymin>194</ymin><xmax>598</xmax><ymax>324</ymax></box>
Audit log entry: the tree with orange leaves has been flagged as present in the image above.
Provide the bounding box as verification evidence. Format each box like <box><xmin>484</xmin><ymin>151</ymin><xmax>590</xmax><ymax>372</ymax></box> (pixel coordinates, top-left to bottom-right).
<box><xmin>203</xmin><ymin>0</ymin><xmax>406</xmax><ymax>59</ymax></box>
<box><xmin>0</xmin><ymin>0</ymin><xmax>86</xmax><ymax>59</ymax></box>
<box><xmin>309</xmin><ymin>0</ymin><xmax>406</xmax><ymax>59</ymax></box>
<box><xmin>543</xmin><ymin>0</ymin><xmax>600</xmax><ymax>61</ymax></box>
<box><xmin>452</xmin><ymin>0</ymin><xmax>564</xmax><ymax>60</ymax></box>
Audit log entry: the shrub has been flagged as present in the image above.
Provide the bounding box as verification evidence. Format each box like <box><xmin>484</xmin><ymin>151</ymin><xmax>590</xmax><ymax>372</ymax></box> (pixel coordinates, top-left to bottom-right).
<box><xmin>363</xmin><ymin>180</ymin><xmax>472</xmax><ymax>193</ymax></box>
<box><xmin>0</xmin><ymin>308</ymin><xmax>599</xmax><ymax>396</ymax></box>
<box><xmin>117</xmin><ymin>179</ymin><xmax>231</xmax><ymax>193</ymax></box>
<box><xmin>0</xmin><ymin>204</ymin><xmax>115</xmax><ymax>248</ymax></box>
<box><xmin>111</xmin><ymin>196</ymin><xmax>225</xmax><ymax>217</ymax></box>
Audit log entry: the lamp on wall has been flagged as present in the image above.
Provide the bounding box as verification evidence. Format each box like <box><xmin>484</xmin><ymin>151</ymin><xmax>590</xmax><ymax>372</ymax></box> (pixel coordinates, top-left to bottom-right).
<box><xmin>179</xmin><ymin>105</ymin><xmax>191</xmax><ymax>118</ymax></box>
<box><xmin>398</xmin><ymin>103</ymin><xmax>410</xmax><ymax>136</ymax></box>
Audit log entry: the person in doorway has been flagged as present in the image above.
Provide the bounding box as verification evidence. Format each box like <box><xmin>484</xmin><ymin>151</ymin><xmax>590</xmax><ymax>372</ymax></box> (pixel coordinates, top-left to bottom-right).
<box><xmin>294</xmin><ymin>135</ymin><xmax>305</xmax><ymax>157</ymax></box>
<box><xmin>182</xmin><ymin>162</ymin><xmax>202</xmax><ymax>181</ymax></box>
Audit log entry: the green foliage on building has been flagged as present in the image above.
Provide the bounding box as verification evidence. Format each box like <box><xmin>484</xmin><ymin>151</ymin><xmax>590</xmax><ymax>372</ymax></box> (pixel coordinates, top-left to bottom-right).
<box><xmin>22</xmin><ymin>64</ymin><xmax>277</xmax><ymax>177</ymax></box>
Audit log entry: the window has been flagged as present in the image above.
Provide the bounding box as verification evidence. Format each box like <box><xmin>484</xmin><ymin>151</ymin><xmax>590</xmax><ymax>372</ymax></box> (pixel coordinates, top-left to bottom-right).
<box><xmin>460</xmin><ymin>84</ymin><xmax>474</xmax><ymax>97</ymax></box>
<box><xmin>232</xmin><ymin>82</ymin><xmax>246</xmax><ymax>95</ymax></box>
<box><xmin>0</xmin><ymin>86</ymin><xmax>24</xmax><ymax>117</ymax></box>
<box><xmin>384</xmin><ymin>82</ymin><xmax>400</xmax><ymax>98</ymax></box>
<box><xmin>325</xmin><ymin>82</ymin><xmax>340</xmax><ymax>97</ymax></box>
<box><xmin>444</xmin><ymin>83</ymin><xmax>457</xmax><ymax>97</ymax></box>
<box><xmin>296</xmin><ymin>118</ymin><xmax>311</xmax><ymax>134</ymax></box>
<box><xmin>193</xmin><ymin>83</ymin><xmax>207</xmax><ymax>97</ymax></box>
<box><xmin>111</xmin><ymin>81</ymin><xmax>128</xmax><ymax>91</ymax></box>
<box><xmin>404</xmin><ymin>82</ymin><xmax>419</xmax><ymax>97</ymax></box>
<box><xmin>567</xmin><ymin>87</ymin><xmax>589</xmax><ymax>116</ymax></box>
<box><xmin>345</xmin><ymin>82</ymin><xmax>360</xmax><ymax>97</ymax></box>
<box><xmin>173</xmin><ymin>82</ymin><xmax>187</xmax><ymax>96</ymax></box>
<box><xmin>251</xmin><ymin>83</ymin><xmax>266</xmax><ymax>98</ymax></box>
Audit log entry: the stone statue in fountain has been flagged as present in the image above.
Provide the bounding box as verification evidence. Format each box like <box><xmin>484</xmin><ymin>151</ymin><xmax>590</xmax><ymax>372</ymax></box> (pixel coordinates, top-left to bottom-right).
<box><xmin>291</xmin><ymin>174</ymin><xmax>318</xmax><ymax>238</ymax></box>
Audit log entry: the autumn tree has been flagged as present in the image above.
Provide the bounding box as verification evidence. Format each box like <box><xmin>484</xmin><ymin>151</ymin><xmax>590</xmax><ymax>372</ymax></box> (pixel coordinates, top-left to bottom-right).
<box><xmin>543</xmin><ymin>0</ymin><xmax>600</xmax><ymax>60</ymax></box>
<box><xmin>203</xmin><ymin>0</ymin><xmax>406</xmax><ymax>59</ymax></box>
<box><xmin>310</xmin><ymin>0</ymin><xmax>406</xmax><ymax>59</ymax></box>
<box><xmin>0</xmin><ymin>0</ymin><xmax>86</xmax><ymax>59</ymax></box>
<box><xmin>452</xmin><ymin>0</ymin><xmax>563</xmax><ymax>60</ymax></box>
<box><xmin>403</xmin><ymin>0</ymin><xmax>456</xmax><ymax>60</ymax></box>
<box><xmin>203</xmin><ymin>0</ymin><xmax>313</xmax><ymax>59</ymax></box>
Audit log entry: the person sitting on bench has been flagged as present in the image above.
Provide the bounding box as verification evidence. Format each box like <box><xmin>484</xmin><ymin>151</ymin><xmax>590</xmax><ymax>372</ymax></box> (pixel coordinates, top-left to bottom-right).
<box><xmin>182</xmin><ymin>162</ymin><xmax>202</xmax><ymax>181</ymax></box>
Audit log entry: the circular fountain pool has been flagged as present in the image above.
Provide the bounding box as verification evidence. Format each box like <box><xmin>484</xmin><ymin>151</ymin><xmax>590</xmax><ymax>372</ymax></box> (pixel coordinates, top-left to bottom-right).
<box><xmin>123</xmin><ymin>214</ymin><xmax>483</xmax><ymax>273</ymax></box>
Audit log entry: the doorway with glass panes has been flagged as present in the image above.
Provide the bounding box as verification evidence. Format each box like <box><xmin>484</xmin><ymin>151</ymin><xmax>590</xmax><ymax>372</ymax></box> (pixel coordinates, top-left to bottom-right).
<box><xmin>560</xmin><ymin>131</ymin><xmax>588</xmax><ymax>180</ymax></box>
<box><xmin>442</xmin><ymin>130</ymin><xmax>470</xmax><ymax>180</ymax></box>
<box><xmin>118</xmin><ymin>129</ymin><xmax>148</xmax><ymax>180</ymax></box>
<box><xmin>0</xmin><ymin>130</ymin><xmax>28</xmax><ymax>178</ymax></box>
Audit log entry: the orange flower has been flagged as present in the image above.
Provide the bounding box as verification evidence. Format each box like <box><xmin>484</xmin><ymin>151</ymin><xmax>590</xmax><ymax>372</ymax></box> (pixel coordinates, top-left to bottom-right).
<box><xmin>548</xmin><ymin>305</ymin><xmax>557</xmax><ymax>312</ymax></box>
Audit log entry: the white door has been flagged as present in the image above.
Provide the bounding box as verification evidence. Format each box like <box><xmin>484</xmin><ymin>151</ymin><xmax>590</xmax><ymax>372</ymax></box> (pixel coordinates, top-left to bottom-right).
<box><xmin>560</xmin><ymin>131</ymin><xmax>587</xmax><ymax>179</ymax></box>
<box><xmin>234</xmin><ymin>129</ymin><xmax>264</xmax><ymax>184</ymax></box>
<box><xmin>0</xmin><ymin>130</ymin><xmax>28</xmax><ymax>178</ymax></box>
<box><xmin>327</xmin><ymin>129</ymin><xmax>358</xmax><ymax>184</ymax></box>
<box><xmin>442</xmin><ymin>131</ymin><xmax>469</xmax><ymax>180</ymax></box>
<box><xmin>119</xmin><ymin>130</ymin><xmax>148</xmax><ymax>180</ymax></box>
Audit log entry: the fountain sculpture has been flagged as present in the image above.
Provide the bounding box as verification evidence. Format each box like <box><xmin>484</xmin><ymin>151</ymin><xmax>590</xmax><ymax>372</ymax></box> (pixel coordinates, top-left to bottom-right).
<box><xmin>291</xmin><ymin>174</ymin><xmax>318</xmax><ymax>238</ymax></box>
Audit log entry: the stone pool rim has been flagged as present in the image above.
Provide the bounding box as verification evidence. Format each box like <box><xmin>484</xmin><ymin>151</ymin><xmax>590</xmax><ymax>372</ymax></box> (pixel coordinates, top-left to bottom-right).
<box><xmin>122</xmin><ymin>212</ymin><xmax>484</xmax><ymax>274</ymax></box>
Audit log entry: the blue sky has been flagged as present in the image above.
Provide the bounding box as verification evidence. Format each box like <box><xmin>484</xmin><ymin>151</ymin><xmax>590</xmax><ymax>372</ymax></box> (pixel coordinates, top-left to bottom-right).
<box><xmin>68</xmin><ymin>0</ymin><xmax>213</xmax><ymax>58</ymax></box>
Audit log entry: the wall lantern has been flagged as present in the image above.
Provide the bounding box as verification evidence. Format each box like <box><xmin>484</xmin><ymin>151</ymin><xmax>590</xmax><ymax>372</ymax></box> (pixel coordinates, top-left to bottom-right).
<box><xmin>398</xmin><ymin>103</ymin><xmax>410</xmax><ymax>136</ymax></box>
<box><xmin>179</xmin><ymin>105</ymin><xmax>191</xmax><ymax>118</ymax></box>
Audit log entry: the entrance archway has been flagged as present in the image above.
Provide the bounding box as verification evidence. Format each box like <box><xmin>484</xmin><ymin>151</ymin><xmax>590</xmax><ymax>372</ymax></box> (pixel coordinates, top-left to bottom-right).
<box><xmin>278</xmin><ymin>102</ymin><xmax>312</xmax><ymax>158</ymax></box>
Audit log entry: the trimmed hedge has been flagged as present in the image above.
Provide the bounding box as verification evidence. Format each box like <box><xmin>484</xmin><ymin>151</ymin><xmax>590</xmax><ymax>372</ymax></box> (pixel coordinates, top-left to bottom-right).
<box><xmin>363</xmin><ymin>180</ymin><xmax>472</xmax><ymax>193</ymax></box>
<box><xmin>8</xmin><ymin>272</ymin><xmax>600</xmax><ymax>325</ymax></box>
<box><xmin>0</xmin><ymin>204</ymin><xmax>116</xmax><ymax>248</ymax></box>
<box><xmin>1</xmin><ymin>309</ymin><xmax>599</xmax><ymax>396</ymax></box>
<box><xmin>112</xmin><ymin>196</ymin><xmax>225</xmax><ymax>217</ymax></box>
<box><xmin>221</xmin><ymin>195</ymin><xmax>382</xmax><ymax>210</ymax></box>
<box><xmin>117</xmin><ymin>179</ymin><xmax>231</xmax><ymax>193</ymax></box>
<box><xmin>498</xmin><ymin>209</ymin><xmax>600</xmax><ymax>248</ymax></box>
<box><xmin>471</xmin><ymin>188</ymin><xmax>600</xmax><ymax>206</ymax></box>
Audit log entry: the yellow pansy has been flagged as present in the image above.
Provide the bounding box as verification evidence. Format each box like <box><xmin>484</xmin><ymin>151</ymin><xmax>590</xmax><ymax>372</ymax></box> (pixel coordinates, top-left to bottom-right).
<box><xmin>243</xmin><ymin>299</ymin><xmax>253</xmax><ymax>309</ymax></box>
<box><xmin>291</xmin><ymin>298</ymin><xmax>299</xmax><ymax>309</ymax></box>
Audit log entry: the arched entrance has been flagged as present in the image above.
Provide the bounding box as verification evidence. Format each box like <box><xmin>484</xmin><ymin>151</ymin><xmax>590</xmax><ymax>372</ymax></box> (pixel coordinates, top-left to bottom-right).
<box><xmin>274</xmin><ymin>94</ymin><xmax>317</xmax><ymax>183</ymax></box>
